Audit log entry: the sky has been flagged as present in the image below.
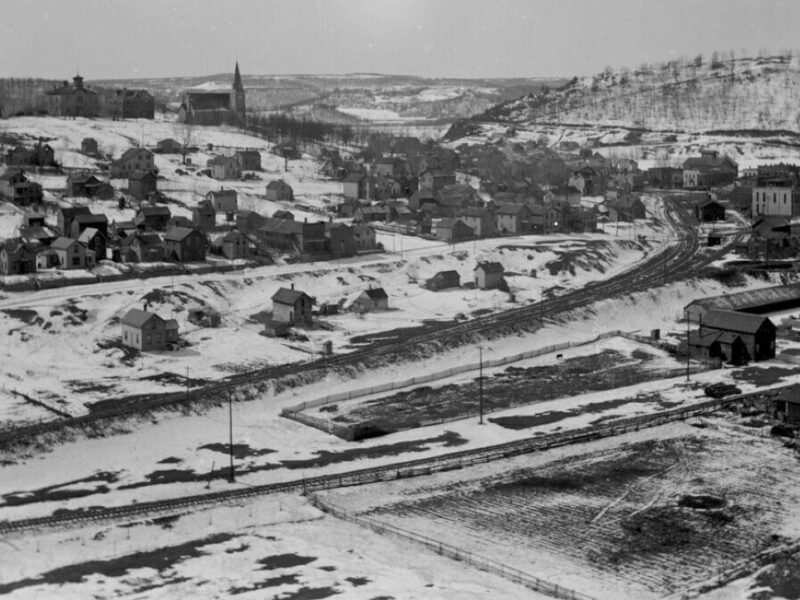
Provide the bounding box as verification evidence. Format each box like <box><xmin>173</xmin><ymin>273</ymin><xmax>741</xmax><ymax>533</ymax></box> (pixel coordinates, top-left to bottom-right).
<box><xmin>1</xmin><ymin>0</ymin><xmax>799</xmax><ymax>81</ymax></box>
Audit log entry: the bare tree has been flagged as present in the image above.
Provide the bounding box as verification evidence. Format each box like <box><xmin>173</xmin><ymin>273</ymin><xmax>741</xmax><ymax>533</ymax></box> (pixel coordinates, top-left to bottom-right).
<box><xmin>173</xmin><ymin>120</ymin><xmax>195</xmax><ymax>165</ymax></box>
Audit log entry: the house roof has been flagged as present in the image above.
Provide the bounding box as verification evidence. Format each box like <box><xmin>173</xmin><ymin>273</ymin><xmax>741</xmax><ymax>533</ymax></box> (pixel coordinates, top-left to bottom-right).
<box><xmin>344</xmin><ymin>173</ymin><xmax>365</xmax><ymax>183</ymax></box>
<box><xmin>267</xmin><ymin>179</ymin><xmax>292</xmax><ymax>190</ymax></box>
<box><xmin>364</xmin><ymin>287</ymin><xmax>388</xmax><ymax>300</ymax></box>
<box><xmin>496</xmin><ymin>203</ymin><xmax>529</xmax><ymax>216</ymax></box>
<box><xmin>260</xmin><ymin>217</ymin><xmax>304</xmax><ymax>234</ymax></box>
<box><xmin>116</xmin><ymin>147</ymin><xmax>152</xmax><ymax>163</ymax></box>
<box><xmin>273</xmin><ymin>210</ymin><xmax>294</xmax><ymax>220</ymax></box>
<box><xmin>207</xmin><ymin>189</ymin><xmax>237</xmax><ymax>198</ymax></box>
<box><xmin>432</xmin><ymin>270</ymin><xmax>460</xmax><ymax>281</ymax></box>
<box><xmin>129</xmin><ymin>171</ymin><xmax>156</xmax><ymax>181</ymax></box>
<box><xmin>682</xmin><ymin>151</ymin><xmax>738</xmax><ymax>171</ymax></box>
<box><xmin>437</xmin><ymin>184</ymin><xmax>476</xmax><ymax>206</ymax></box>
<box><xmin>271</xmin><ymin>287</ymin><xmax>311</xmax><ymax>305</ymax></box>
<box><xmin>164</xmin><ymin>227</ymin><xmax>202</xmax><ymax>242</ymax></box>
<box><xmin>475</xmin><ymin>261</ymin><xmax>504</xmax><ymax>273</ymax></box>
<box><xmin>121</xmin><ymin>309</ymin><xmax>162</xmax><ymax>328</ymax></box>
<box><xmin>77</xmin><ymin>227</ymin><xmax>99</xmax><ymax>244</ymax></box>
<box><xmin>59</xmin><ymin>205</ymin><xmax>92</xmax><ymax>218</ymax></box>
<box><xmin>74</xmin><ymin>214</ymin><xmax>109</xmax><ymax>226</ymax></box>
<box><xmin>0</xmin><ymin>238</ymin><xmax>38</xmax><ymax>255</ymax></box>
<box><xmin>208</xmin><ymin>155</ymin><xmax>239</xmax><ymax>166</ymax></box>
<box><xmin>235</xmin><ymin>150</ymin><xmax>261</xmax><ymax>159</ymax></box>
<box><xmin>702</xmin><ymin>309</ymin><xmax>774</xmax><ymax>335</ymax></box>
<box><xmin>0</xmin><ymin>170</ymin><xmax>27</xmax><ymax>182</ymax></box>
<box><xmin>50</xmin><ymin>237</ymin><xmax>77</xmax><ymax>250</ymax></box>
<box><xmin>138</xmin><ymin>205</ymin><xmax>171</xmax><ymax>217</ymax></box>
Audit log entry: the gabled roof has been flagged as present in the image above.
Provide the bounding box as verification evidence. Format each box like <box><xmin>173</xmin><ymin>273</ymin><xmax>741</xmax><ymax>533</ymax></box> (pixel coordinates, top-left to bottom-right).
<box><xmin>431</xmin><ymin>270</ymin><xmax>460</xmax><ymax>282</ymax></box>
<box><xmin>271</xmin><ymin>287</ymin><xmax>311</xmax><ymax>305</ymax></box>
<box><xmin>496</xmin><ymin>203</ymin><xmax>529</xmax><ymax>216</ymax></box>
<box><xmin>207</xmin><ymin>188</ymin><xmax>237</xmax><ymax>198</ymax></box>
<box><xmin>164</xmin><ymin>226</ymin><xmax>203</xmax><ymax>242</ymax></box>
<box><xmin>364</xmin><ymin>287</ymin><xmax>388</xmax><ymax>300</ymax></box>
<box><xmin>702</xmin><ymin>309</ymin><xmax>774</xmax><ymax>335</ymax></box>
<box><xmin>74</xmin><ymin>213</ymin><xmax>109</xmax><ymax>226</ymax></box>
<box><xmin>0</xmin><ymin>238</ymin><xmax>38</xmax><ymax>255</ymax></box>
<box><xmin>474</xmin><ymin>261</ymin><xmax>504</xmax><ymax>274</ymax></box>
<box><xmin>273</xmin><ymin>210</ymin><xmax>294</xmax><ymax>220</ymax></box>
<box><xmin>115</xmin><ymin>147</ymin><xmax>153</xmax><ymax>163</ymax></box>
<box><xmin>208</xmin><ymin>155</ymin><xmax>239</xmax><ymax>166</ymax></box>
<box><xmin>0</xmin><ymin>170</ymin><xmax>27</xmax><ymax>182</ymax></box>
<box><xmin>121</xmin><ymin>309</ymin><xmax>163</xmax><ymax>328</ymax></box>
<box><xmin>138</xmin><ymin>205</ymin><xmax>171</xmax><ymax>217</ymax></box>
<box><xmin>77</xmin><ymin>227</ymin><xmax>99</xmax><ymax>244</ymax></box>
<box><xmin>59</xmin><ymin>205</ymin><xmax>92</xmax><ymax>218</ymax></box>
<box><xmin>234</xmin><ymin>150</ymin><xmax>260</xmax><ymax>159</ymax></box>
<box><xmin>267</xmin><ymin>179</ymin><xmax>292</xmax><ymax>190</ymax></box>
<box><xmin>260</xmin><ymin>217</ymin><xmax>304</xmax><ymax>235</ymax></box>
<box><xmin>344</xmin><ymin>173</ymin><xmax>366</xmax><ymax>183</ymax></box>
<box><xmin>50</xmin><ymin>237</ymin><xmax>77</xmax><ymax>250</ymax></box>
<box><xmin>195</xmin><ymin>199</ymin><xmax>215</xmax><ymax>213</ymax></box>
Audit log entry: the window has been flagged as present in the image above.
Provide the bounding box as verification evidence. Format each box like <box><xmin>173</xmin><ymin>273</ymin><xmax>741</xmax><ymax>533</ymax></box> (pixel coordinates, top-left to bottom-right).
<box><xmin>72</xmin><ymin>256</ymin><xmax>80</xmax><ymax>266</ymax></box>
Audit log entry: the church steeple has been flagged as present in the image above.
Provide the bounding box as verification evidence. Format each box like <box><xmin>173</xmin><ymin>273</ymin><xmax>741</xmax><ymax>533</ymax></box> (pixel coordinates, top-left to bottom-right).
<box><xmin>232</xmin><ymin>62</ymin><xmax>243</xmax><ymax>90</ymax></box>
<box><xmin>230</xmin><ymin>62</ymin><xmax>246</xmax><ymax>121</ymax></box>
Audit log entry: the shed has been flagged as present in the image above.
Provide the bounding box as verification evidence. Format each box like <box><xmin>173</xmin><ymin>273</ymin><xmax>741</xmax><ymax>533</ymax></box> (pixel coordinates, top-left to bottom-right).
<box><xmin>699</xmin><ymin>309</ymin><xmax>776</xmax><ymax>363</ymax></box>
<box><xmin>474</xmin><ymin>261</ymin><xmax>504</xmax><ymax>290</ymax></box>
<box><xmin>426</xmin><ymin>270</ymin><xmax>461</xmax><ymax>291</ymax></box>
<box><xmin>351</xmin><ymin>287</ymin><xmax>389</xmax><ymax>312</ymax></box>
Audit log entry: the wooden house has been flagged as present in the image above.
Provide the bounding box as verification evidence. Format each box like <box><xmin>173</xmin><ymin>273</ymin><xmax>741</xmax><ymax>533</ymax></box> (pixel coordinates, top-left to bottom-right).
<box><xmin>266</xmin><ymin>179</ymin><xmax>294</xmax><ymax>202</ymax></box>
<box><xmin>208</xmin><ymin>156</ymin><xmax>241</xmax><ymax>180</ymax></box>
<box><xmin>156</xmin><ymin>138</ymin><xmax>182</xmax><ymax>154</ymax></box>
<box><xmin>110</xmin><ymin>147</ymin><xmax>154</xmax><ymax>178</ymax></box>
<box><xmin>271</xmin><ymin>286</ymin><xmax>314</xmax><ymax>326</ymax></box>
<box><xmin>192</xmin><ymin>200</ymin><xmax>216</xmax><ymax>231</ymax></box>
<box><xmin>164</xmin><ymin>227</ymin><xmax>207</xmax><ymax>262</ymax></box>
<box><xmin>119</xmin><ymin>233</ymin><xmax>165</xmax><ymax>263</ymax></box>
<box><xmin>206</xmin><ymin>189</ymin><xmax>238</xmax><ymax>214</ymax></box>
<box><xmin>48</xmin><ymin>237</ymin><xmax>95</xmax><ymax>269</ymax></box>
<box><xmin>426</xmin><ymin>270</ymin><xmax>460</xmax><ymax>291</ymax></box>
<box><xmin>234</xmin><ymin>150</ymin><xmax>261</xmax><ymax>171</ymax></box>
<box><xmin>128</xmin><ymin>171</ymin><xmax>158</xmax><ymax>200</ymax></box>
<box><xmin>0</xmin><ymin>238</ymin><xmax>38</xmax><ymax>275</ymax></box>
<box><xmin>351</xmin><ymin>287</ymin><xmax>389</xmax><ymax>312</ymax></box>
<box><xmin>693</xmin><ymin>310</ymin><xmax>776</xmax><ymax>364</ymax></box>
<box><xmin>218</xmin><ymin>230</ymin><xmax>250</xmax><ymax>259</ymax></box>
<box><xmin>474</xmin><ymin>261</ymin><xmax>504</xmax><ymax>290</ymax></box>
<box><xmin>235</xmin><ymin>210</ymin><xmax>265</xmax><ymax>234</ymax></box>
<box><xmin>134</xmin><ymin>205</ymin><xmax>171</xmax><ymax>231</ymax></box>
<box><xmin>46</xmin><ymin>75</ymin><xmax>99</xmax><ymax>117</ymax></box>
<box><xmin>0</xmin><ymin>170</ymin><xmax>43</xmax><ymax>207</ymax></box>
<box><xmin>121</xmin><ymin>309</ymin><xmax>177</xmax><ymax>351</ymax></box>
<box><xmin>495</xmin><ymin>203</ymin><xmax>531</xmax><ymax>234</ymax></box>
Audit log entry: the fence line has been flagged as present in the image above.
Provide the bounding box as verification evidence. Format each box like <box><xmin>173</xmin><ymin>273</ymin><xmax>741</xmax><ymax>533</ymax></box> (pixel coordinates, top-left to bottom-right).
<box><xmin>283</xmin><ymin>331</ymin><xmax>624</xmax><ymax>417</ymax></box>
<box><xmin>309</xmin><ymin>494</ymin><xmax>598</xmax><ymax>600</ymax></box>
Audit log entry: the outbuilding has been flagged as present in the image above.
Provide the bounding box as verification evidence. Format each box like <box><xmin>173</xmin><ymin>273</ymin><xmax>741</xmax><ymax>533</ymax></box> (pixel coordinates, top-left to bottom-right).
<box><xmin>698</xmin><ymin>309</ymin><xmax>776</xmax><ymax>363</ymax></box>
<box><xmin>271</xmin><ymin>286</ymin><xmax>314</xmax><ymax>326</ymax></box>
<box><xmin>474</xmin><ymin>261</ymin><xmax>504</xmax><ymax>290</ymax></box>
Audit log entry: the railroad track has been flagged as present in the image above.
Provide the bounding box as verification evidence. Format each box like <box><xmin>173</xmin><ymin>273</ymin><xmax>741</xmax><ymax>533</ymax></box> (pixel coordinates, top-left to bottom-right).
<box><xmin>0</xmin><ymin>387</ymin><xmax>769</xmax><ymax>535</ymax></box>
<box><xmin>0</xmin><ymin>195</ymin><xmax>718</xmax><ymax>444</ymax></box>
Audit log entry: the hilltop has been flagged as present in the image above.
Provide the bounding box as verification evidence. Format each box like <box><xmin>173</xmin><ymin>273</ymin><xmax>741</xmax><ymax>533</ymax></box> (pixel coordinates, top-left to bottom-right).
<box><xmin>443</xmin><ymin>53</ymin><xmax>800</xmax><ymax>167</ymax></box>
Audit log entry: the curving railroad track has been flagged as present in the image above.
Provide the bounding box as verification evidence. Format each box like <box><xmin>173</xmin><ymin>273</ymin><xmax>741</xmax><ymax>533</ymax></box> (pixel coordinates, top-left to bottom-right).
<box><xmin>0</xmin><ymin>194</ymin><xmax>738</xmax><ymax>444</ymax></box>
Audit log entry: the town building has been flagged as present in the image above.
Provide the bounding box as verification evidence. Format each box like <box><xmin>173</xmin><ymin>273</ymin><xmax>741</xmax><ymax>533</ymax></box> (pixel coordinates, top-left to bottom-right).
<box><xmin>351</xmin><ymin>287</ymin><xmax>389</xmax><ymax>312</ymax></box>
<box><xmin>192</xmin><ymin>200</ymin><xmax>216</xmax><ymax>231</ymax></box>
<box><xmin>128</xmin><ymin>171</ymin><xmax>158</xmax><ymax>200</ymax></box>
<box><xmin>207</xmin><ymin>156</ymin><xmax>241</xmax><ymax>180</ymax></box>
<box><xmin>164</xmin><ymin>227</ymin><xmax>207</xmax><ymax>262</ymax></box>
<box><xmin>752</xmin><ymin>183</ymin><xmax>800</xmax><ymax>217</ymax></box>
<box><xmin>0</xmin><ymin>239</ymin><xmax>38</xmax><ymax>275</ymax></box>
<box><xmin>108</xmin><ymin>88</ymin><xmax>155</xmax><ymax>119</ymax></box>
<box><xmin>426</xmin><ymin>270</ymin><xmax>460</xmax><ymax>291</ymax></box>
<box><xmin>46</xmin><ymin>75</ymin><xmax>99</xmax><ymax>118</ymax></box>
<box><xmin>48</xmin><ymin>237</ymin><xmax>95</xmax><ymax>269</ymax></box>
<box><xmin>119</xmin><ymin>233</ymin><xmax>165</xmax><ymax>263</ymax></box>
<box><xmin>206</xmin><ymin>189</ymin><xmax>238</xmax><ymax>214</ymax></box>
<box><xmin>234</xmin><ymin>150</ymin><xmax>261</xmax><ymax>171</ymax></box>
<box><xmin>474</xmin><ymin>261</ymin><xmax>504</xmax><ymax>290</ymax></box>
<box><xmin>110</xmin><ymin>147</ymin><xmax>155</xmax><ymax>178</ymax></box>
<box><xmin>178</xmin><ymin>63</ymin><xmax>246</xmax><ymax>125</ymax></box>
<box><xmin>134</xmin><ymin>205</ymin><xmax>171</xmax><ymax>231</ymax></box>
<box><xmin>121</xmin><ymin>309</ymin><xmax>178</xmax><ymax>351</ymax></box>
<box><xmin>696</xmin><ymin>200</ymin><xmax>725</xmax><ymax>222</ymax></box>
<box><xmin>266</xmin><ymin>179</ymin><xmax>294</xmax><ymax>202</ymax></box>
<box><xmin>0</xmin><ymin>170</ymin><xmax>43</xmax><ymax>207</ymax></box>
<box><xmin>682</xmin><ymin>150</ymin><xmax>738</xmax><ymax>188</ymax></box>
<box><xmin>271</xmin><ymin>286</ymin><xmax>314</xmax><ymax>326</ymax></box>
<box><xmin>691</xmin><ymin>309</ymin><xmax>776</xmax><ymax>364</ymax></box>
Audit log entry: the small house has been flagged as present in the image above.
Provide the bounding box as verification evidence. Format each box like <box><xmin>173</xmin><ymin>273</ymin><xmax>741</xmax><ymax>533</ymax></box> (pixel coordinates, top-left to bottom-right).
<box><xmin>164</xmin><ymin>227</ymin><xmax>207</xmax><ymax>262</ymax></box>
<box><xmin>474</xmin><ymin>261</ymin><xmax>504</xmax><ymax>290</ymax></box>
<box><xmin>207</xmin><ymin>156</ymin><xmax>241</xmax><ymax>180</ymax></box>
<box><xmin>206</xmin><ymin>189</ymin><xmax>238</xmax><ymax>214</ymax></box>
<box><xmin>271</xmin><ymin>286</ymin><xmax>314</xmax><ymax>326</ymax></box>
<box><xmin>128</xmin><ymin>171</ymin><xmax>158</xmax><ymax>200</ymax></box>
<box><xmin>192</xmin><ymin>200</ymin><xmax>216</xmax><ymax>231</ymax></box>
<box><xmin>134</xmin><ymin>205</ymin><xmax>171</xmax><ymax>231</ymax></box>
<box><xmin>234</xmin><ymin>150</ymin><xmax>261</xmax><ymax>171</ymax></box>
<box><xmin>219</xmin><ymin>230</ymin><xmax>250</xmax><ymax>259</ymax></box>
<box><xmin>48</xmin><ymin>236</ymin><xmax>95</xmax><ymax>270</ymax></box>
<box><xmin>0</xmin><ymin>238</ymin><xmax>38</xmax><ymax>275</ymax></box>
<box><xmin>120</xmin><ymin>233</ymin><xmax>165</xmax><ymax>263</ymax></box>
<box><xmin>351</xmin><ymin>287</ymin><xmax>389</xmax><ymax>312</ymax></box>
<box><xmin>156</xmin><ymin>138</ymin><xmax>182</xmax><ymax>154</ymax></box>
<box><xmin>81</xmin><ymin>138</ymin><xmax>99</xmax><ymax>155</ymax></box>
<box><xmin>110</xmin><ymin>147</ymin><xmax>154</xmax><ymax>178</ymax></box>
<box><xmin>696</xmin><ymin>200</ymin><xmax>725</xmax><ymax>222</ymax></box>
<box><xmin>236</xmin><ymin>210</ymin><xmax>265</xmax><ymax>234</ymax></box>
<box><xmin>120</xmin><ymin>309</ymin><xmax>178</xmax><ymax>351</ymax></box>
<box><xmin>426</xmin><ymin>270</ymin><xmax>460</xmax><ymax>291</ymax></box>
<box><xmin>266</xmin><ymin>179</ymin><xmax>294</xmax><ymax>202</ymax></box>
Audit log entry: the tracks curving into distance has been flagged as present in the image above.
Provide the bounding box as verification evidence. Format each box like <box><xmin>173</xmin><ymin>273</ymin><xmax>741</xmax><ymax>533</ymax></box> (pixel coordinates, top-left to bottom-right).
<box><xmin>0</xmin><ymin>195</ymin><xmax>723</xmax><ymax>443</ymax></box>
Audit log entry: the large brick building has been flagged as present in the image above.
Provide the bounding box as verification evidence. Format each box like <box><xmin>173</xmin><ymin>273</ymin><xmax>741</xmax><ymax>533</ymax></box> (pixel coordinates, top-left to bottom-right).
<box><xmin>46</xmin><ymin>75</ymin><xmax>99</xmax><ymax>118</ymax></box>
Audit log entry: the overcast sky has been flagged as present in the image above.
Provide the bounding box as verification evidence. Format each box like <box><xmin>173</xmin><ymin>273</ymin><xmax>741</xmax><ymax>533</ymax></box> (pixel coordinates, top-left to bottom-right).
<box><xmin>2</xmin><ymin>0</ymin><xmax>798</xmax><ymax>80</ymax></box>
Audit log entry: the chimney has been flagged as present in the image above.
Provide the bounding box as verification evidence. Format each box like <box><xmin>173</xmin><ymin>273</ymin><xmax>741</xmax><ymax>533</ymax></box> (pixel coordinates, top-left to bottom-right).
<box><xmin>304</xmin><ymin>217</ymin><xmax>308</xmax><ymax>223</ymax></box>
<box><xmin>291</xmin><ymin>283</ymin><xmax>294</xmax><ymax>291</ymax></box>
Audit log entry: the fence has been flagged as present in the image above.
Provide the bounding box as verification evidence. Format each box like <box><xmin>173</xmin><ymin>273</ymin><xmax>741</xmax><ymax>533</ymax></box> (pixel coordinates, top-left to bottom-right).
<box><xmin>283</xmin><ymin>331</ymin><xmax>624</xmax><ymax>416</ymax></box>
<box><xmin>309</xmin><ymin>493</ymin><xmax>597</xmax><ymax>600</ymax></box>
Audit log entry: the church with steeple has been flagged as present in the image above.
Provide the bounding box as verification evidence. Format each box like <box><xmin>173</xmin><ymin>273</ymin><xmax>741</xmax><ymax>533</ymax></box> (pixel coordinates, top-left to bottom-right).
<box><xmin>178</xmin><ymin>63</ymin><xmax>246</xmax><ymax>125</ymax></box>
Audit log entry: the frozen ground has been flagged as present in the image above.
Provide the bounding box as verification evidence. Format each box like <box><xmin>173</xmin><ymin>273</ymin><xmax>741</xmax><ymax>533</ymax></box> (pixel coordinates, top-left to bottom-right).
<box><xmin>0</xmin><ymin>493</ymin><xmax>541</xmax><ymax>599</ymax></box>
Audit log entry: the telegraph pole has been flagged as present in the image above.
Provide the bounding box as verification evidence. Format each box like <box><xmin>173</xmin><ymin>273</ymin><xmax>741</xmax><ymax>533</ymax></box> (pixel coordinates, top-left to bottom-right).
<box><xmin>686</xmin><ymin>313</ymin><xmax>691</xmax><ymax>381</ymax></box>
<box><xmin>228</xmin><ymin>391</ymin><xmax>235</xmax><ymax>483</ymax></box>
<box><xmin>479</xmin><ymin>346</ymin><xmax>484</xmax><ymax>424</ymax></box>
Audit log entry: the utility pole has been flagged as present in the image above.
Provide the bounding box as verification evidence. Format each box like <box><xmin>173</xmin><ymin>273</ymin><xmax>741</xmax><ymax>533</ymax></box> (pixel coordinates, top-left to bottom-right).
<box><xmin>228</xmin><ymin>391</ymin><xmax>235</xmax><ymax>483</ymax></box>
<box><xmin>185</xmin><ymin>366</ymin><xmax>190</xmax><ymax>398</ymax></box>
<box><xmin>686</xmin><ymin>312</ymin><xmax>691</xmax><ymax>381</ymax></box>
<box><xmin>479</xmin><ymin>346</ymin><xmax>484</xmax><ymax>424</ymax></box>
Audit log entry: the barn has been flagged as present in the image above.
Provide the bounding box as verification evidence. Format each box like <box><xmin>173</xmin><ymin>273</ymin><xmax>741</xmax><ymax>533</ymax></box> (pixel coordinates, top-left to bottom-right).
<box><xmin>695</xmin><ymin>309</ymin><xmax>776</xmax><ymax>364</ymax></box>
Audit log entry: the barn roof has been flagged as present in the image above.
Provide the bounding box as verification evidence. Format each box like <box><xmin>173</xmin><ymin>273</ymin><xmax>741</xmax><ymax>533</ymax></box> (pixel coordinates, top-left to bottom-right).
<box><xmin>50</xmin><ymin>237</ymin><xmax>77</xmax><ymax>250</ymax></box>
<box><xmin>164</xmin><ymin>226</ymin><xmax>201</xmax><ymax>242</ymax></box>
<box><xmin>364</xmin><ymin>287</ymin><xmax>388</xmax><ymax>300</ymax></box>
<box><xmin>702</xmin><ymin>309</ymin><xmax>774</xmax><ymax>334</ymax></box>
